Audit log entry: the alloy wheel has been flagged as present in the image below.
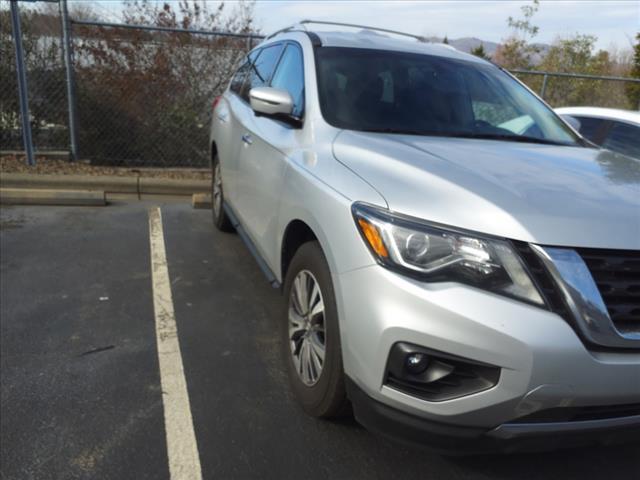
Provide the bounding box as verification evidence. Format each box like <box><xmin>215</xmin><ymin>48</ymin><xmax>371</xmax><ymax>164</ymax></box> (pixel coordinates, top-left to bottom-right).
<box><xmin>288</xmin><ymin>270</ymin><xmax>326</xmax><ymax>386</ymax></box>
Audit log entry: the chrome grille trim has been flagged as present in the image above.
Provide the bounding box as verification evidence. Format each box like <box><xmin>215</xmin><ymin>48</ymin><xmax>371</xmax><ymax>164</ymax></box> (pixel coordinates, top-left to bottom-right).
<box><xmin>577</xmin><ymin>248</ymin><xmax>640</xmax><ymax>336</ymax></box>
<box><xmin>531</xmin><ymin>245</ymin><xmax>639</xmax><ymax>349</ymax></box>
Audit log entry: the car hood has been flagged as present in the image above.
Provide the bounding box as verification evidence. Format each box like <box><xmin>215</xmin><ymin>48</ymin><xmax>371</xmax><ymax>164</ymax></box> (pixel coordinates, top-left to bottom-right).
<box><xmin>333</xmin><ymin>131</ymin><xmax>640</xmax><ymax>249</ymax></box>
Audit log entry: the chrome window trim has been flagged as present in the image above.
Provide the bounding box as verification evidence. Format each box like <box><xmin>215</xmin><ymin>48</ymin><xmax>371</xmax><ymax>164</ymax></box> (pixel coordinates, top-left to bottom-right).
<box><xmin>531</xmin><ymin>245</ymin><xmax>639</xmax><ymax>349</ymax></box>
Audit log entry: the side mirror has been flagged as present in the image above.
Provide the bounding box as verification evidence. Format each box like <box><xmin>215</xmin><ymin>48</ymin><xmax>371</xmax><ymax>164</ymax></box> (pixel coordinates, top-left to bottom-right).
<box><xmin>561</xmin><ymin>114</ymin><xmax>581</xmax><ymax>132</ymax></box>
<box><xmin>249</xmin><ymin>87</ymin><xmax>294</xmax><ymax>117</ymax></box>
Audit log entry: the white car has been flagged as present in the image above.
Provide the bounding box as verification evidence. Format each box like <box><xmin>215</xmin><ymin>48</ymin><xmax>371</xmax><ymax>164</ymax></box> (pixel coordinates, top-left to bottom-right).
<box><xmin>555</xmin><ymin>107</ymin><xmax>640</xmax><ymax>159</ymax></box>
<box><xmin>209</xmin><ymin>21</ymin><xmax>640</xmax><ymax>453</ymax></box>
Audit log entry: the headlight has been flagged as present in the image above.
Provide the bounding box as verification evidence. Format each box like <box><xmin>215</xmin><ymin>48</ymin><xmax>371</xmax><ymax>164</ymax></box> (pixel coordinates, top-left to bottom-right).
<box><xmin>352</xmin><ymin>202</ymin><xmax>544</xmax><ymax>306</ymax></box>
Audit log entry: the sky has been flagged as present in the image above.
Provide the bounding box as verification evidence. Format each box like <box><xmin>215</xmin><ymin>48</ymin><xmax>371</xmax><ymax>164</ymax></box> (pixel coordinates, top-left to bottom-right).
<box><xmin>78</xmin><ymin>0</ymin><xmax>639</xmax><ymax>50</ymax></box>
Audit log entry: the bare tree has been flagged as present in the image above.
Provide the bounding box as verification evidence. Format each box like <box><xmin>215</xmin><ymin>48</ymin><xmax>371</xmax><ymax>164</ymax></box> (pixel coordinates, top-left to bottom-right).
<box><xmin>626</xmin><ymin>33</ymin><xmax>640</xmax><ymax>108</ymax></box>
<box><xmin>494</xmin><ymin>0</ymin><xmax>540</xmax><ymax>69</ymax></box>
<box><xmin>72</xmin><ymin>0</ymin><xmax>258</xmax><ymax>166</ymax></box>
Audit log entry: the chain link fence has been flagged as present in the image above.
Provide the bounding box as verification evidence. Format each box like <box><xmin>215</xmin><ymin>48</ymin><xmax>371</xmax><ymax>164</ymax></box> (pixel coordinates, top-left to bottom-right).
<box><xmin>71</xmin><ymin>21</ymin><xmax>260</xmax><ymax>167</ymax></box>
<box><xmin>1</xmin><ymin>0</ymin><xmax>262</xmax><ymax>168</ymax></box>
<box><xmin>512</xmin><ymin>70</ymin><xmax>639</xmax><ymax>110</ymax></box>
<box><xmin>2</xmin><ymin>2</ymin><xmax>639</xmax><ymax>169</ymax></box>
<box><xmin>1</xmin><ymin>0</ymin><xmax>68</xmax><ymax>154</ymax></box>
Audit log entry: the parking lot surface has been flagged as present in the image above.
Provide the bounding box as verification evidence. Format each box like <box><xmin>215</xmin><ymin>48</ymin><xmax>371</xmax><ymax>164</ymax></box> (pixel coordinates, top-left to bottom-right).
<box><xmin>1</xmin><ymin>201</ymin><xmax>638</xmax><ymax>479</ymax></box>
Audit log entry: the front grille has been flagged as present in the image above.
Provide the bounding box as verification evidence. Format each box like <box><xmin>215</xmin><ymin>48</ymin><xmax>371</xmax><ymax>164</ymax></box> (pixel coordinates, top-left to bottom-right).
<box><xmin>513</xmin><ymin>242</ymin><xmax>571</xmax><ymax>320</ymax></box>
<box><xmin>577</xmin><ymin>248</ymin><xmax>640</xmax><ymax>335</ymax></box>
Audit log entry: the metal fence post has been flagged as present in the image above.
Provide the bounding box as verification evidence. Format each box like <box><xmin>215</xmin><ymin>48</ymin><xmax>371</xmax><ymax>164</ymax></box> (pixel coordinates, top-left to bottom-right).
<box><xmin>9</xmin><ymin>0</ymin><xmax>35</xmax><ymax>166</ymax></box>
<box><xmin>60</xmin><ymin>0</ymin><xmax>79</xmax><ymax>161</ymax></box>
<box><xmin>540</xmin><ymin>74</ymin><xmax>549</xmax><ymax>100</ymax></box>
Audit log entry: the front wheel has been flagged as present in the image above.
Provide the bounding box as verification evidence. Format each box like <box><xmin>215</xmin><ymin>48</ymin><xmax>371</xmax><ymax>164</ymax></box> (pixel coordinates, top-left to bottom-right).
<box><xmin>211</xmin><ymin>154</ymin><xmax>234</xmax><ymax>232</ymax></box>
<box><xmin>281</xmin><ymin>241</ymin><xmax>348</xmax><ymax>418</ymax></box>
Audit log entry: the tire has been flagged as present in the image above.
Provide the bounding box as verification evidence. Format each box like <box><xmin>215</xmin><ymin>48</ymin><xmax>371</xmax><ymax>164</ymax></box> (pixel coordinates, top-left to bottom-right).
<box><xmin>281</xmin><ymin>241</ymin><xmax>349</xmax><ymax>418</ymax></box>
<box><xmin>211</xmin><ymin>154</ymin><xmax>234</xmax><ymax>232</ymax></box>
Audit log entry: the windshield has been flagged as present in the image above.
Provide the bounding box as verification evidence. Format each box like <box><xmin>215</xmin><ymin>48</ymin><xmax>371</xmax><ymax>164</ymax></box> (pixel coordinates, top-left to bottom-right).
<box><xmin>316</xmin><ymin>47</ymin><xmax>581</xmax><ymax>146</ymax></box>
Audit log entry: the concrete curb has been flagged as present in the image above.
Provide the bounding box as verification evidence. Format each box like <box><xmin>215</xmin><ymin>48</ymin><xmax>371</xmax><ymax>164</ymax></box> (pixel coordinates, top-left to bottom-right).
<box><xmin>0</xmin><ymin>173</ymin><xmax>210</xmax><ymax>196</ymax></box>
<box><xmin>140</xmin><ymin>177</ymin><xmax>209</xmax><ymax>195</ymax></box>
<box><xmin>0</xmin><ymin>188</ymin><xmax>106</xmax><ymax>206</ymax></box>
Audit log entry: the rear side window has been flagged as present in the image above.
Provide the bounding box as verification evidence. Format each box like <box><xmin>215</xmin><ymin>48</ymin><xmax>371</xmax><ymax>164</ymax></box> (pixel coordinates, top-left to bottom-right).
<box><xmin>270</xmin><ymin>44</ymin><xmax>305</xmax><ymax>118</ymax></box>
<box><xmin>602</xmin><ymin>121</ymin><xmax>640</xmax><ymax>159</ymax></box>
<box><xmin>572</xmin><ymin>116</ymin><xmax>609</xmax><ymax>144</ymax></box>
<box><xmin>241</xmin><ymin>44</ymin><xmax>283</xmax><ymax>101</ymax></box>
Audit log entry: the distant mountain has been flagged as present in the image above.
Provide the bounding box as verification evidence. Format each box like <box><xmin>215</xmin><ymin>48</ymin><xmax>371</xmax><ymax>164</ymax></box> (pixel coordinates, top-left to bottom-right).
<box><xmin>430</xmin><ymin>36</ymin><xmax>551</xmax><ymax>64</ymax></box>
<box><xmin>447</xmin><ymin>37</ymin><xmax>501</xmax><ymax>55</ymax></box>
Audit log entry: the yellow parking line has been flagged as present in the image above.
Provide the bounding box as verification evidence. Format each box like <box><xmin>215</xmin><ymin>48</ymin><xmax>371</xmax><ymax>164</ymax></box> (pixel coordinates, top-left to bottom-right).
<box><xmin>148</xmin><ymin>207</ymin><xmax>202</xmax><ymax>480</ymax></box>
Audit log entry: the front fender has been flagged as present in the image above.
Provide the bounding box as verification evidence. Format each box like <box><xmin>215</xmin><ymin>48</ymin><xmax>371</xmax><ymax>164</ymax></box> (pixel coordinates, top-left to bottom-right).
<box><xmin>276</xmin><ymin>154</ymin><xmax>387</xmax><ymax>282</ymax></box>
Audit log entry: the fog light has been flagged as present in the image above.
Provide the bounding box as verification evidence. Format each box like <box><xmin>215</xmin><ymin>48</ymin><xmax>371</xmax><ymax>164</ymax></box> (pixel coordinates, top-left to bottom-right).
<box><xmin>405</xmin><ymin>352</ymin><xmax>429</xmax><ymax>374</ymax></box>
<box><xmin>386</xmin><ymin>342</ymin><xmax>501</xmax><ymax>402</ymax></box>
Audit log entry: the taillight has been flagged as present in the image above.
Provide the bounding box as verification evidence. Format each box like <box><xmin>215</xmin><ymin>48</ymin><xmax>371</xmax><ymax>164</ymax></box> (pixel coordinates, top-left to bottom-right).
<box><xmin>212</xmin><ymin>96</ymin><xmax>222</xmax><ymax>112</ymax></box>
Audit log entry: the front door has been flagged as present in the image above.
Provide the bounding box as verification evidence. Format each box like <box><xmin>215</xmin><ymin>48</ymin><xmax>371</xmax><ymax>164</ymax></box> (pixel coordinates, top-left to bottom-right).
<box><xmin>235</xmin><ymin>43</ymin><xmax>306</xmax><ymax>274</ymax></box>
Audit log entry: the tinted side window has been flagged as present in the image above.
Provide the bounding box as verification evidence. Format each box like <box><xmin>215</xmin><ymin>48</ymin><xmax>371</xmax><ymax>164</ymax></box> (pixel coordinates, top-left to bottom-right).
<box><xmin>229</xmin><ymin>51</ymin><xmax>258</xmax><ymax>94</ymax></box>
<box><xmin>572</xmin><ymin>116</ymin><xmax>608</xmax><ymax>143</ymax></box>
<box><xmin>270</xmin><ymin>44</ymin><xmax>305</xmax><ymax>118</ymax></box>
<box><xmin>241</xmin><ymin>44</ymin><xmax>283</xmax><ymax>101</ymax></box>
<box><xmin>602</xmin><ymin>121</ymin><xmax>640</xmax><ymax>159</ymax></box>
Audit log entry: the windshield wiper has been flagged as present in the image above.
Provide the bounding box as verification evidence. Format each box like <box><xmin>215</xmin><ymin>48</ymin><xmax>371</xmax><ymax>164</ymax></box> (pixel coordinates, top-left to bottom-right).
<box><xmin>444</xmin><ymin>132</ymin><xmax>571</xmax><ymax>146</ymax></box>
<box><xmin>359</xmin><ymin>128</ymin><xmax>577</xmax><ymax>146</ymax></box>
<box><xmin>360</xmin><ymin>127</ymin><xmax>433</xmax><ymax>136</ymax></box>
<box><xmin>359</xmin><ymin>128</ymin><xmax>573</xmax><ymax>146</ymax></box>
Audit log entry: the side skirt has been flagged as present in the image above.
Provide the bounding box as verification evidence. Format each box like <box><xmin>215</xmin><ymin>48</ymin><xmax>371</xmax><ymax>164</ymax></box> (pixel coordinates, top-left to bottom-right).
<box><xmin>223</xmin><ymin>202</ymin><xmax>281</xmax><ymax>289</ymax></box>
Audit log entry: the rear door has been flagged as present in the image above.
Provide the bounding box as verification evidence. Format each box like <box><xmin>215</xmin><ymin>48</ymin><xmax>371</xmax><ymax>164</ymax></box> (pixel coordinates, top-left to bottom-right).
<box><xmin>219</xmin><ymin>50</ymin><xmax>259</xmax><ymax>204</ymax></box>
<box><xmin>235</xmin><ymin>42</ymin><xmax>306</xmax><ymax>273</ymax></box>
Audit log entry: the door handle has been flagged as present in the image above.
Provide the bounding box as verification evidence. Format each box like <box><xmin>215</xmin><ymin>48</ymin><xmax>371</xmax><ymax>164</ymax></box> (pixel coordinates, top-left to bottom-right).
<box><xmin>217</xmin><ymin>112</ymin><xmax>229</xmax><ymax>123</ymax></box>
<box><xmin>241</xmin><ymin>133</ymin><xmax>253</xmax><ymax>145</ymax></box>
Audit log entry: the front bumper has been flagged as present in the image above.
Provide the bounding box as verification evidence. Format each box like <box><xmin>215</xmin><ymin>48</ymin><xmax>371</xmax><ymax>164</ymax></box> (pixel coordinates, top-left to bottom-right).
<box><xmin>346</xmin><ymin>378</ymin><xmax>640</xmax><ymax>453</ymax></box>
<box><xmin>334</xmin><ymin>264</ymin><xmax>640</xmax><ymax>434</ymax></box>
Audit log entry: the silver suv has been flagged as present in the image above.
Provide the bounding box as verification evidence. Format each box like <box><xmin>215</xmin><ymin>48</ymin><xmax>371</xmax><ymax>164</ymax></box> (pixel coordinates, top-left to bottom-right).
<box><xmin>209</xmin><ymin>21</ymin><xmax>640</xmax><ymax>453</ymax></box>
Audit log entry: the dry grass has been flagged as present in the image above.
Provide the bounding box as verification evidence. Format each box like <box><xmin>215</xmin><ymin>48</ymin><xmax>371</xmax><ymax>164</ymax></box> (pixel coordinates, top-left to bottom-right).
<box><xmin>0</xmin><ymin>155</ymin><xmax>211</xmax><ymax>180</ymax></box>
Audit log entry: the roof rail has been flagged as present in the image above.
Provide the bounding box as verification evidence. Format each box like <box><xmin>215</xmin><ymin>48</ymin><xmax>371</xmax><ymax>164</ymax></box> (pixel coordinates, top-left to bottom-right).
<box><xmin>264</xmin><ymin>22</ymin><xmax>306</xmax><ymax>40</ymax></box>
<box><xmin>265</xmin><ymin>19</ymin><xmax>428</xmax><ymax>43</ymax></box>
<box><xmin>299</xmin><ymin>20</ymin><xmax>428</xmax><ymax>43</ymax></box>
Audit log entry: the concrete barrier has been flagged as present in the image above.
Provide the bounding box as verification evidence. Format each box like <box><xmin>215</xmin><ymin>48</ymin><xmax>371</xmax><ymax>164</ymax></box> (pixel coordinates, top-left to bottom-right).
<box><xmin>140</xmin><ymin>177</ymin><xmax>209</xmax><ymax>195</ymax></box>
<box><xmin>0</xmin><ymin>173</ymin><xmax>209</xmax><ymax>196</ymax></box>
<box><xmin>0</xmin><ymin>174</ymin><xmax>136</xmax><ymax>193</ymax></box>
<box><xmin>0</xmin><ymin>188</ymin><xmax>106</xmax><ymax>206</ymax></box>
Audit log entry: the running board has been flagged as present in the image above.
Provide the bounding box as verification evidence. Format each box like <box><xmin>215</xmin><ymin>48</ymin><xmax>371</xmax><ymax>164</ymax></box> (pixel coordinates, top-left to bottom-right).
<box><xmin>223</xmin><ymin>202</ymin><xmax>281</xmax><ymax>289</ymax></box>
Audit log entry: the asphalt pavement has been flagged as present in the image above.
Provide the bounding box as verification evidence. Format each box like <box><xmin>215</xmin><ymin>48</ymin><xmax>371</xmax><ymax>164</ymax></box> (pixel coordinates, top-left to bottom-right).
<box><xmin>1</xmin><ymin>200</ymin><xmax>638</xmax><ymax>479</ymax></box>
